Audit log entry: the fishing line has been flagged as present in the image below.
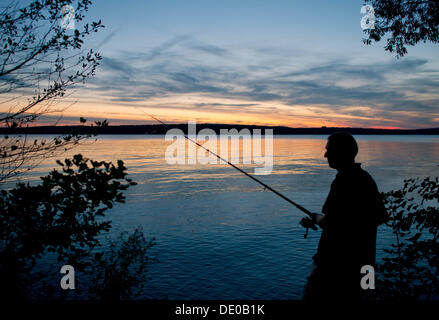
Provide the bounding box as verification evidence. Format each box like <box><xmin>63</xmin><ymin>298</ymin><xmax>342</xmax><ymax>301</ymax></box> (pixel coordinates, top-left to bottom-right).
<box><xmin>134</xmin><ymin>107</ymin><xmax>313</xmax><ymax>219</ymax></box>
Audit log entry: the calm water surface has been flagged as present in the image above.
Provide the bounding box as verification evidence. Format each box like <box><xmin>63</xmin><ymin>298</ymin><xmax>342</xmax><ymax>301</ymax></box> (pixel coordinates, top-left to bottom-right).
<box><xmin>14</xmin><ymin>135</ymin><xmax>439</xmax><ymax>299</ymax></box>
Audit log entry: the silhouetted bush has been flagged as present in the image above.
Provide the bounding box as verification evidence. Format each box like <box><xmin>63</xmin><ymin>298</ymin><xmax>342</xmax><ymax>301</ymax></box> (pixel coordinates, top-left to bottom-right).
<box><xmin>89</xmin><ymin>228</ymin><xmax>156</xmax><ymax>300</ymax></box>
<box><xmin>0</xmin><ymin>154</ymin><xmax>155</xmax><ymax>300</ymax></box>
<box><xmin>378</xmin><ymin>177</ymin><xmax>439</xmax><ymax>299</ymax></box>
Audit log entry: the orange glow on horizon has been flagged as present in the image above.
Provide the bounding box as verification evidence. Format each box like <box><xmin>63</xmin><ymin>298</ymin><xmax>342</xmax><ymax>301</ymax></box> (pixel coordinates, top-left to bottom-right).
<box><xmin>2</xmin><ymin>92</ymin><xmax>437</xmax><ymax>130</ymax></box>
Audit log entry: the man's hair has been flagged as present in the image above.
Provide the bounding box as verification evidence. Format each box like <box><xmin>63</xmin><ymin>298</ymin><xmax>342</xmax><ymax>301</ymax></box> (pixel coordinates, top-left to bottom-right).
<box><xmin>327</xmin><ymin>132</ymin><xmax>358</xmax><ymax>160</ymax></box>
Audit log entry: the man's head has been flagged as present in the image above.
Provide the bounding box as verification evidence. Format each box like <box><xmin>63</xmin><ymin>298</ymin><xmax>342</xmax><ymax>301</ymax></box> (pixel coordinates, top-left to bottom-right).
<box><xmin>324</xmin><ymin>132</ymin><xmax>358</xmax><ymax>170</ymax></box>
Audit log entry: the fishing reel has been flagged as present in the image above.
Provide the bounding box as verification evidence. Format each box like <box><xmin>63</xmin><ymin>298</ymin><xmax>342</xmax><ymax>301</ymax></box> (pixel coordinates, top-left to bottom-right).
<box><xmin>299</xmin><ymin>216</ymin><xmax>318</xmax><ymax>239</ymax></box>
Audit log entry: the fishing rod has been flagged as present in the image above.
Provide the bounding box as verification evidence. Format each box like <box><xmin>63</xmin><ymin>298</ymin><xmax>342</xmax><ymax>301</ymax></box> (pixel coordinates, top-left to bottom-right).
<box><xmin>134</xmin><ymin>107</ymin><xmax>314</xmax><ymax>219</ymax></box>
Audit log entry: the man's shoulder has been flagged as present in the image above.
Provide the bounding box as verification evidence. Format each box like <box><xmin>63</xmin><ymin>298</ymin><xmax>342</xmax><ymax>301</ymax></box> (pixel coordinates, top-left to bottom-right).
<box><xmin>334</xmin><ymin>165</ymin><xmax>378</xmax><ymax>190</ymax></box>
<box><xmin>358</xmin><ymin>166</ymin><xmax>380</xmax><ymax>187</ymax></box>
<box><xmin>357</xmin><ymin>166</ymin><xmax>375</xmax><ymax>181</ymax></box>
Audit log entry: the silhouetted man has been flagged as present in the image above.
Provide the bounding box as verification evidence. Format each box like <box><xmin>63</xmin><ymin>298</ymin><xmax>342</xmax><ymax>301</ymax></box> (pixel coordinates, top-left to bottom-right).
<box><xmin>303</xmin><ymin>132</ymin><xmax>388</xmax><ymax>300</ymax></box>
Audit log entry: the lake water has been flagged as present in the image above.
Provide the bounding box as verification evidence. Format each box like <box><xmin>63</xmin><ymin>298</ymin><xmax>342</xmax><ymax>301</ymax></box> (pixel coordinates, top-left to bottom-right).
<box><xmin>13</xmin><ymin>135</ymin><xmax>439</xmax><ymax>299</ymax></box>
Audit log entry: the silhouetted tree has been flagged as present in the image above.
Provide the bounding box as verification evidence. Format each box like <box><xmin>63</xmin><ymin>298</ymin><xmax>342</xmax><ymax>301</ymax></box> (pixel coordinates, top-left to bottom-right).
<box><xmin>363</xmin><ymin>0</ymin><xmax>439</xmax><ymax>57</ymax></box>
<box><xmin>0</xmin><ymin>0</ymin><xmax>104</xmax><ymax>181</ymax></box>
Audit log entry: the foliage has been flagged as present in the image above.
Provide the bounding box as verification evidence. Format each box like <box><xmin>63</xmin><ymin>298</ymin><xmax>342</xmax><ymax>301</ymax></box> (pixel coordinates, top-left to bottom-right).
<box><xmin>0</xmin><ymin>1</ymin><xmax>155</xmax><ymax>301</ymax></box>
<box><xmin>363</xmin><ymin>0</ymin><xmax>439</xmax><ymax>57</ymax></box>
<box><xmin>0</xmin><ymin>154</ymin><xmax>157</xmax><ymax>300</ymax></box>
<box><xmin>0</xmin><ymin>118</ymin><xmax>108</xmax><ymax>183</ymax></box>
<box><xmin>0</xmin><ymin>0</ymin><xmax>104</xmax><ymax>181</ymax></box>
<box><xmin>378</xmin><ymin>176</ymin><xmax>439</xmax><ymax>299</ymax></box>
<box><xmin>89</xmin><ymin>228</ymin><xmax>157</xmax><ymax>300</ymax></box>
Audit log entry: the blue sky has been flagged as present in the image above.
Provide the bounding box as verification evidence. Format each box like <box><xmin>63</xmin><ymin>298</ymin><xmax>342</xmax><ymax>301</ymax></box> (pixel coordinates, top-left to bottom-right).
<box><xmin>57</xmin><ymin>0</ymin><xmax>439</xmax><ymax>128</ymax></box>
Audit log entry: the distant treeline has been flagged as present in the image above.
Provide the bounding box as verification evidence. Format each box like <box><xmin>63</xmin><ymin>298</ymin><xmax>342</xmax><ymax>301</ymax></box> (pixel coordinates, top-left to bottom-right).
<box><xmin>1</xmin><ymin>124</ymin><xmax>439</xmax><ymax>135</ymax></box>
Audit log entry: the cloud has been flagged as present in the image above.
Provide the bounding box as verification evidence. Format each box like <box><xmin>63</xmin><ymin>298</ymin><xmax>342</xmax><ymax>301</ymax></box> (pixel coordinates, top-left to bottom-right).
<box><xmin>81</xmin><ymin>36</ymin><xmax>439</xmax><ymax>128</ymax></box>
<box><xmin>95</xmin><ymin>30</ymin><xmax>118</xmax><ymax>50</ymax></box>
<box><xmin>101</xmin><ymin>56</ymin><xmax>134</xmax><ymax>75</ymax></box>
<box><xmin>186</xmin><ymin>41</ymin><xmax>227</xmax><ymax>57</ymax></box>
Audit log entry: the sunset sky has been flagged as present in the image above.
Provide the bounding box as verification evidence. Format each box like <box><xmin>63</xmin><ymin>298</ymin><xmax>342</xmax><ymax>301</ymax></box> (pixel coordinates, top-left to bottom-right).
<box><xmin>6</xmin><ymin>0</ymin><xmax>439</xmax><ymax>129</ymax></box>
